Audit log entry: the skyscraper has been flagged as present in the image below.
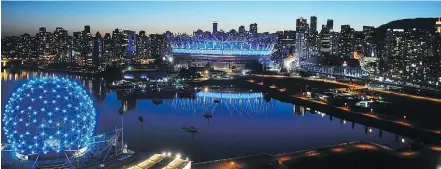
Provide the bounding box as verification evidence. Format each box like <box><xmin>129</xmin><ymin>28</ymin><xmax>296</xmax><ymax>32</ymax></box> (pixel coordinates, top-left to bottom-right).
<box><xmin>239</xmin><ymin>25</ymin><xmax>246</xmax><ymax>34</ymax></box>
<box><xmin>93</xmin><ymin>32</ymin><xmax>103</xmax><ymax>70</ymax></box>
<box><xmin>213</xmin><ymin>21</ymin><xmax>218</xmax><ymax>34</ymax></box>
<box><xmin>149</xmin><ymin>34</ymin><xmax>165</xmax><ymax>65</ymax></box>
<box><xmin>331</xmin><ymin>31</ymin><xmax>340</xmax><ymax>56</ymax></box>
<box><xmin>84</xmin><ymin>25</ymin><xmax>91</xmax><ymax>34</ymax></box>
<box><xmin>296</xmin><ymin>17</ymin><xmax>310</xmax><ymax>60</ymax></box>
<box><xmin>17</xmin><ymin>33</ymin><xmax>33</xmax><ymax>59</ymax></box>
<box><xmin>327</xmin><ymin>19</ymin><xmax>334</xmax><ymax>30</ymax></box>
<box><xmin>296</xmin><ymin>18</ymin><xmax>308</xmax><ymax>31</ymax></box>
<box><xmin>319</xmin><ymin>26</ymin><xmax>331</xmax><ymax>57</ymax></box>
<box><xmin>36</xmin><ymin>27</ymin><xmax>53</xmax><ymax>57</ymax></box>
<box><xmin>112</xmin><ymin>28</ymin><xmax>124</xmax><ymax>61</ymax></box>
<box><xmin>123</xmin><ymin>30</ymin><xmax>137</xmax><ymax>63</ymax></box>
<box><xmin>339</xmin><ymin>25</ymin><xmax>354</xmax><ymax>59</ymax></box>
<box><xmin>137</xmin><ymin>30</ymin><xmax>150</xmax><ymax>60</ymax></box>
<box><xmin>250</xmin><ymin>23</ymin><xmax>258</xmax><ymax>34</ymax></box>
<box><xmin>103</xmin><ymin>33</ymin><xmax>112</xmax><ymax>66</ymax></box>
<box><xmin>53</xmin><ymin>27</ymin><xmax>69</xmax><ymax>63</ymax></box>
<box><xmin>354</xmin><ymin>31</ymin><xmax>364</xmax><ymax>59</ymax></box>
<box><xmin>310</xmin><ymin>16</ymin><xmax>318</xmax><ymax>56</ymax></box>
<box><xmin>363</xmin><ymin>26</ymin><xmax>375</xmax><ymax>57</ymax></box>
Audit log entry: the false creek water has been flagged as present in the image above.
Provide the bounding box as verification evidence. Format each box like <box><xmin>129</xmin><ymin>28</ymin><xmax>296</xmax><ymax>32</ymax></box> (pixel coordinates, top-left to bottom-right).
<box><xmin>1</xmin><ymin>70</ymin><xmax>412</xmax><ymax>162</ymax></box>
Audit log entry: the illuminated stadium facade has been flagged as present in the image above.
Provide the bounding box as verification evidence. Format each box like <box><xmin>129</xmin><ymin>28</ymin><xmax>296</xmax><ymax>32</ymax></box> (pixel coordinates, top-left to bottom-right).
<box><xmin>167</xmin><ymin>31</ymin><xmax>278</xmax><ymax>61</ymax></box>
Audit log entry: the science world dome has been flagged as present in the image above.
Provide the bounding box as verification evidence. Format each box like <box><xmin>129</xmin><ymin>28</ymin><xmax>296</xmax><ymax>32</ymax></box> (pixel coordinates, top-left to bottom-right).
<box><xmin>2</xmin><ymin>76</ymin><xmax>96</xmax><ymax>157</ymax></box>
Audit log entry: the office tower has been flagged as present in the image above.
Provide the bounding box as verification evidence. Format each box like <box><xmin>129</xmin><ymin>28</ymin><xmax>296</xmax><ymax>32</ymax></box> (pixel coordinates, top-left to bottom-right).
<box><xmin>53</xmin><ymin>27</ymin><xmax>70</xmax><ymax>63</ymax></box>
<box><xmin>319</xmin><ymin>26</ymin><xmax>331</xmax><ymax>57</ymax></box>
<box><xmin>250</xmin><ymin>23</ymin><xmax>258</xmax><ymax>34</ymax></box>
<box><xmin>239</xmin><ymin>25</ymin><xmax>246</xmax><ymax>34</ymax></box>
<box><xmin>363</xmin><ymin>26</ymin><xmax>375</xmax><ymax>57</ymax></box>
<box><xmin>296</xmin><ymin>18</ymin><xmax>310</xmax><ymax>60</ymax></box>
<box><xmin>339</xmin><ymin>25</ymin><xmax>354</xmax><ymax>59</ymax></box>
<box><xmin>93</xmin><ymin>32</ymin><xmax>103</xmax><ymax>70</ymax></box>
<box><xmin>354</xmin><ymin>31</ymin><xmax>364</xmax><ymax>59</ymax></box>
<box><xmin>137</xmin><ymin>30</ymin><xmax>150</xmax><ymax>61</ymax></box>
<box><xmin>331</xmin><ymin>31</ymin><xmax>340</xmax><ymax>56</ymax></box>
<box><xmin>139</xmin><ymin>30</ymin><xmax>146</xmax><ymax>37</ymax></box>
<box><xmin>275</xmin><ymin>30</ymin><xmax>295</xmax><ymax>59</ymax></box>
<box><xmin>103</xmin><ymin>33</ymin><xmax>112</xmax><ymax>66</ymax></box>
<box><xmin>310</xmin><ymin>16</ymin><xmax>318</xmax><ymax>56</ymax></box>
<box><xmin>84</xmin><ymin>25</ymin><xmax>91</xmax><ymax>34</ymax></box>
<box><xmin>310</xmin><ymin>16</ymin><xmax>317</xmax><ymax>33</ymax></box>
<box><xmin>296</xmin><ymin>18</ymin><xmax>308</xmax><ymax>31</ymax></box>
<box><xmin>17</xmin><ymin>33</ymin><xmax>32</xmax><ymax>59</ymax></box>
<box><xmin>112</xmin><ymin>28</ymin><xmax>124</xmax><ymax>60</ymax></box>
<box><xmin>213</xmin><ymin>21</ymin><xmax>218</xmax><ymax>34</ymax></box>
<box><xmin>123</xmin><ymin>30</ymin><xmax>137</xmax><ymax>63</ymax></box>
<box><xmin>149</xmin><ymin>34</ymin><xmax>165</xmax><ymax>65</ymax></box>
<box><xmin>36</xmin><ymin>27</ymin><xmax>53</xmax><ymax>57</ymax></box>
<box><xmin>327</xmin><ymin>19</ymin><xmax>334</xmax><ymax>30</ymax></box>
<box><xmin>39</xmin><ymin>27</ymin><xmax>46</xmax><ymax>33</ymax></box>
<box><xmin>81</xmin><ymin>30</ymin><xmax>93</xmax><ymax>67</ymax></box>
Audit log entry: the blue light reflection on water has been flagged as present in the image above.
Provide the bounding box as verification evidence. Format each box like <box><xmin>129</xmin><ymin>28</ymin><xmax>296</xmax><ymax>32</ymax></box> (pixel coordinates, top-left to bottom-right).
<box><xmin>1</xmin><ymin>70</ymin><xmax>412</xmax><ymax>162</ymax></box>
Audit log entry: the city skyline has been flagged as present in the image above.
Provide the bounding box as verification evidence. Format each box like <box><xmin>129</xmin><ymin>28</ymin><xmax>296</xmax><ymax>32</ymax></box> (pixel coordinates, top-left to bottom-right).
<box><xmin>2</xmin><ymin>1</ymin><xmax>441</xmax><ymax>36</ymax></box>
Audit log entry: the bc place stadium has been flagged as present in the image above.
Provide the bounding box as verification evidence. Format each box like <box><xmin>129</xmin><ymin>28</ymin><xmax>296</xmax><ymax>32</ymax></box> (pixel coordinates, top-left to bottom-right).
<box><xmin>166</xmin><ymin>22</ymin><xmax>278</xmax><ymax>69</ymax></box>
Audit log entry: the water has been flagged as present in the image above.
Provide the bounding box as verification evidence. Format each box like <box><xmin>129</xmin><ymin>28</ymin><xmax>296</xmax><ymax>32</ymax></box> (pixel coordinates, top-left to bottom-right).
<box><xmin>1</xmin><ymin>70</ymin><xmax>412</xmax><ymax>162</ymax></box>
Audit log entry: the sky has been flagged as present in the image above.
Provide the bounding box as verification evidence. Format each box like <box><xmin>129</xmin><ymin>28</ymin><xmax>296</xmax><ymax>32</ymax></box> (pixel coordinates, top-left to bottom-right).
<box><xmin>2</xmin><ymin>1</ymin><xmax>441</xmax><ymax>36</ymax></box>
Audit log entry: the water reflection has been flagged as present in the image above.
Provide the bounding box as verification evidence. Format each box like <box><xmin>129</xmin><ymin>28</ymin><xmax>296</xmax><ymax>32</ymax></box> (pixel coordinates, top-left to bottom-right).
<box><xmin>1</xmin><ymin>69</ymin><xmax>414</xmax><ymax>161</ymax></box>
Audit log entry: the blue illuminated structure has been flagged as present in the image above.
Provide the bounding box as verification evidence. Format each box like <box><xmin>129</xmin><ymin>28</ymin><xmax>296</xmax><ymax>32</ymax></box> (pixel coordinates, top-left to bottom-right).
<box><xmin>196</xmin><ymin>91</ymin><xmax>263</xmax><ymax>99</ymax></box>
<box><xmin>171</xmin><ymin>91</ymin><xmax>275</xmax><ymax>116</ymax></box>
<box><xmin>167</xmin><ymin>32</ymin><xmax>277</xmax><ymax>57</ymax></box>
<box><xmin>2</xmin><ymin>77</ymin><xmax>96</xmax><ymax>157</ymax></box>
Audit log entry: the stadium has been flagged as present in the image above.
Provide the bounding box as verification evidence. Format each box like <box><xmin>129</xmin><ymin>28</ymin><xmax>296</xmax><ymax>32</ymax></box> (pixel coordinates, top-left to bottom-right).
<box><xmin>166</xmin><ymin>27</ymin><xmax>278</xmax><ymax>69</ymax></box>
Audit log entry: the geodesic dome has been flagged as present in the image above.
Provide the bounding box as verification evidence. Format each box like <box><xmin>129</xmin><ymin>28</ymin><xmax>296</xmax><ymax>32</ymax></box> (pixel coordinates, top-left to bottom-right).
<box><xmin>2</xmin><ymin>76</ymin><xmax>96</xmax><ymax>156</ymax></box>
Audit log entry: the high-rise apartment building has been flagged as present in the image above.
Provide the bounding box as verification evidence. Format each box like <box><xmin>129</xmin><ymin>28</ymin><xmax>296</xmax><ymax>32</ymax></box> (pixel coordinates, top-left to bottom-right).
<box><xmin>250</xmin><ymin>23</ymin><xmax>258</xmax><ymax>34</ymax></box>
<box><xmin>339</xmin><ymin>25</ymin><xmax>355</xmax><ymax>59</ymax></box>
<box><xmin>296</xmin><ymin>17</ymin><xmax>310</xmax><ymax>60</ymax></box>
<box><xmin>213</xmin><ymin>21</ymin><xmax>218</xmax><ymax>34</ymax></box>
<box><xmin>327</xmin><ymin>19</ymin><xmax>334</xmax><ymax>30</ymax></box>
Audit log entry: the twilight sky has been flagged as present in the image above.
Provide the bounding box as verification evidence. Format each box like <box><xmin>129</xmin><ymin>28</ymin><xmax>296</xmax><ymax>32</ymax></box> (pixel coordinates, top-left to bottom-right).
<box><xmin>2</xmin><ymin>1</ymin><xmax>441</xmax><ymax>36</ymax></box>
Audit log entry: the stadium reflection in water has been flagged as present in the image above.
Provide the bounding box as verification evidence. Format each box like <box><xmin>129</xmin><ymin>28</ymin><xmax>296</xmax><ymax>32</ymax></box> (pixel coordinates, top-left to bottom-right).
<box><xmin>1</xmin><ymin>70</ymin><xmax>414</xmax><ymax>162</ymax></box>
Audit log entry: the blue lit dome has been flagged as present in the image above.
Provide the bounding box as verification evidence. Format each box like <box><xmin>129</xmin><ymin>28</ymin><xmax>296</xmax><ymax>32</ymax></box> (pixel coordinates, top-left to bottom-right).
<box><xmin>3</xmin><ymin>76</ymin><xmax>96</xmax><ymax>156</ymax></box>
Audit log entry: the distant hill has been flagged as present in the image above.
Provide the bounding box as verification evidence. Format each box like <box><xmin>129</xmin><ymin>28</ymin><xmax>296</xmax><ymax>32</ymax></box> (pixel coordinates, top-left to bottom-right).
<box><xmin>374</xmin><ymin>18</ymin><xmax>439</xmax><ymax>40</ymax></box>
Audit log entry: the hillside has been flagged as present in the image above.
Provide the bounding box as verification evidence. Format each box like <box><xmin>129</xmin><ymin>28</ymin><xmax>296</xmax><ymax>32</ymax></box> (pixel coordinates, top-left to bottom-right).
<box><xmin>374</xmin><ymin>18</ymin><xmax>439</xmax><ymax>41</ymax></box>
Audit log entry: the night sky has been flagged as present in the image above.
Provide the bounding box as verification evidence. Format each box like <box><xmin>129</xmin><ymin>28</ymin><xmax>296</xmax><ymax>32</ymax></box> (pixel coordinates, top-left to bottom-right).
<box><xmin>2</xmin><ymin>1</ymin><xmax>441</xmax><ymax>36</ymax></box>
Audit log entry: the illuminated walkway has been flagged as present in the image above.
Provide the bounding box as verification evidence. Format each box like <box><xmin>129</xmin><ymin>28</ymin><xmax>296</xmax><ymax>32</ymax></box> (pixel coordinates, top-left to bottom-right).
<box><xmin>252</xmin><ymin>74</ymin><xmax>441</xmax><ymax>103</ymax></box>
<box><xmin>126</xmin><ymin>153</ymin><xmax>191</xmax><ymax>169</ymax></box>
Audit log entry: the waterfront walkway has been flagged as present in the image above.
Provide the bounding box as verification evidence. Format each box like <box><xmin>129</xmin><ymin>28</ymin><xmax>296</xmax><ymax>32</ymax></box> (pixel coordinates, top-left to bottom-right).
<box><xmin>251</xmin><ymin>74</ymin><xmax>441</xmax><ymax>103</ymax></box>
<box><xmin>193</xmin><ymin>141</ymin><xmax>441</xmax><ymax>169</ymax></box>
<box><xmin>246</xmin><ymin>78</ymin><xmax>441</xmax><ymax>143</ymax></box>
